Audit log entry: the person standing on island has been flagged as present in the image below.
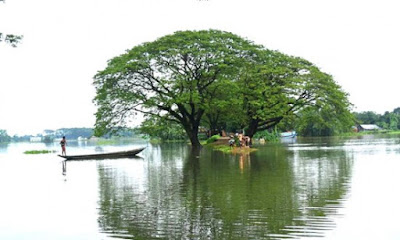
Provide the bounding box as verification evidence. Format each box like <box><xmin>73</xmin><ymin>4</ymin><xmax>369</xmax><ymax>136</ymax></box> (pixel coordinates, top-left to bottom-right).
<box><xmin>60</xmin><ymin>136</ymin><xmax>67</xmax><ymax>156</ymax></box>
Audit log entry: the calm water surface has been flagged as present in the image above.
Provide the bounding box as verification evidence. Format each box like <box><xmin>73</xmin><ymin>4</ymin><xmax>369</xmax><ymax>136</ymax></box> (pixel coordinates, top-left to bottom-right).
<box><xmin>1</xmin><ymin>135</ymin><xmax>400</xmax><ymax>239</ymax></box>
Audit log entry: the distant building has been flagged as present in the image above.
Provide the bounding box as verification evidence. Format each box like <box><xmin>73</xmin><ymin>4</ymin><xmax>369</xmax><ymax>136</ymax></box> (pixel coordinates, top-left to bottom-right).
<box><xmin>357</xmin><ymin>124</ymin><xmax>381</xmax><ymax>132</ymax></box>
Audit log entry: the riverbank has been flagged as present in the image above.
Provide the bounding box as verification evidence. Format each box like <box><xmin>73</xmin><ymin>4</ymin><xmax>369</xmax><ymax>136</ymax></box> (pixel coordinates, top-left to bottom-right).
<box><xmin>339</xmin><ymin>130</ymin><xmax>400</xmax><ymax>137</ymax></box>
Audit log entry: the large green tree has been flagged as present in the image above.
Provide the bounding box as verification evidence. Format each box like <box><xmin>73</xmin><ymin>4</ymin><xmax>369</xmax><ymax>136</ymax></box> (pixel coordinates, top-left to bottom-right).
<box><xmin>94</xmin><ymin>29</ymin><xmax>353</xmax><ymax>145</ymax></box>
<box><xmin>94</xmin><ymin>30</ymin><xmax>258</xmax><ymax>148</ymax></box>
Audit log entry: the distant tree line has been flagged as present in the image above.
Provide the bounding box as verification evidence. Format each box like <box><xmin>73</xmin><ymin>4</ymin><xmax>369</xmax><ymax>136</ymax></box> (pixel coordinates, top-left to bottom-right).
<box><xmin>138</xmin><ymin>107</ymin><xmax>400</xmax><ymax>139</ymax></box>
<box><xmin>1</xmin><ymin>107</ymin><xmax>400</xmax><ymax>144</ymax></box>
<box><xmin>0</xmin><ymin>129</ymin><xmax>11</xmax><ymax>143</ymax></box>
<box><xmin>354</xmin><ymin>107</ymin><xmax>400</xmax><ymax>130</ymax></box>
<box><xmin>56</xmin><ymin>128</ymin><xmax>94</xmax><ymax>139</ymax></box>
<box><xmin>0</xmin><ymin>127</ymin><xmax>143</xmax><ymax>143</ymax></box>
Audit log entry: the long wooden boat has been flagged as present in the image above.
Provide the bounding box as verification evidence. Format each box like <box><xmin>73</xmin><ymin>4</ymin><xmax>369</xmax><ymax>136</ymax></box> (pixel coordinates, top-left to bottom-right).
<box><xmin>58</xmin><ymin>147</ymin><xmax>145</xmax><ymax>160</ymax></box>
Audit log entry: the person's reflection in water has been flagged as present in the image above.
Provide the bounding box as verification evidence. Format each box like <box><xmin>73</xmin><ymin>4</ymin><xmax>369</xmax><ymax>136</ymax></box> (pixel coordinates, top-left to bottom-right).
<box><xmin>239</xmin><ymin>153</ymin><xmax>251</xmax><ymax>173</ymax></box>
<box><xmin>62</xmin><ymin>160</ymin><xmax>67</xmax><ymax>176</ymax></box>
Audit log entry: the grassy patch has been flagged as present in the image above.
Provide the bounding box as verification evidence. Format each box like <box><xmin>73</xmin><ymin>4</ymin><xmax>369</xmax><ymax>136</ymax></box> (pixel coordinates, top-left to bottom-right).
<box><xmin>205</xmin><ymin>134</ymin><xmax>221</xmax><ymax>144</ymax></box>
<box><xmin>386</xmin><ymin>130</ymin><xmax>400</xmax><ymax>135</ymax></box>
<box><xmin>24</xmin><ymin>150</ymin><xmax>56</xmax><ymax>154</ymax></box>
<box><xmin>339</xmin><ymin>130</ymin><xmax>393</xmax><ymax>137</ymax></box>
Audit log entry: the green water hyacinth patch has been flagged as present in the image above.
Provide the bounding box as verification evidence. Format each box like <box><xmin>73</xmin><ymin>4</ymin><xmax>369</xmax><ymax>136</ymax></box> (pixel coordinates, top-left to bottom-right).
<box><xmin>24</xmin><ymin>150</ymin><xmax>56</xmax><ymax>154</ymax></box>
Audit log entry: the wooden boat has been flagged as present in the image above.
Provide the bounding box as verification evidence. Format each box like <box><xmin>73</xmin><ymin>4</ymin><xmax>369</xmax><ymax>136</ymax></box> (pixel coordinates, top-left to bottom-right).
<box><xmin>58</xmin><ymin>147</ymin><xmax>145</xmax><ymax>160</ymax></box>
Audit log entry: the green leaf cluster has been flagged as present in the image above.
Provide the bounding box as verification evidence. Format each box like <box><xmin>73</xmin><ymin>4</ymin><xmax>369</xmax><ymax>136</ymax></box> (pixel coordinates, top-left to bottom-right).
<box><xmin>139</xmin><ymin>115</ymin><xmax>187</xmax><ymax>141</ymax></box>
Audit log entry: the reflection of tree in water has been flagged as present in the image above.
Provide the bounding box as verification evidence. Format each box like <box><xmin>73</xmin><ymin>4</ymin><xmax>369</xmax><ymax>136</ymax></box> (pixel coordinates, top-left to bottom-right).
<box><xmin>97</xmin><ymin>143</ymin><xmax>191</xmax><ymax>239</ymax></box>
<box><xmin>97</xmin><ymin>143</ymin><xmax>353</xmax><ymax>239</ymax></box>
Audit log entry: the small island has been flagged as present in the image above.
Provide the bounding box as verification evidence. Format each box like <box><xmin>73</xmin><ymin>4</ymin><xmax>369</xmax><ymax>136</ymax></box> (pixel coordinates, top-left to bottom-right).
<box><xmin>204</xmin><ymin>135</ymin><xmax>258</xmax><ymax>154</ymax></box>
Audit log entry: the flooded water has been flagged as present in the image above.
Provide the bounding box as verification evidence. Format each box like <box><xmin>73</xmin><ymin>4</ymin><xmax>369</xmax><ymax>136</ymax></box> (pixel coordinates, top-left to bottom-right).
<box><xmin>1</xmin><ymin>135</ymin><xmax>400</xmax><ymax>239</ymax></box>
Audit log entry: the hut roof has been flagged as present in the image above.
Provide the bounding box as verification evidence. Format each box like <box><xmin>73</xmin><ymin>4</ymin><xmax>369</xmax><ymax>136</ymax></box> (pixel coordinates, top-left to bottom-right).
<box><xmin>359</xmin><ymin>124</ymin><xmax>381</xmax><ymax>130</ymax></box>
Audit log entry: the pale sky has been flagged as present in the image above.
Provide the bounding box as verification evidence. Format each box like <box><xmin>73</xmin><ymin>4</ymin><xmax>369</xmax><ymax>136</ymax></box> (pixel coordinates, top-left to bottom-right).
<box><xmin>1</xmin><ymin>0</ymin><xmax>399</xmax><ymax>135</ymax></box>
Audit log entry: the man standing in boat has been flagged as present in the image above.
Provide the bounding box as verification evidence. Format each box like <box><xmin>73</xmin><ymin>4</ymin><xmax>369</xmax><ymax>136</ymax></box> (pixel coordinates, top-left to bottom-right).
<box><xmin>60</xmin><ymin>136</ymin><xmax>67</xmax><ymax>156</ymax></box>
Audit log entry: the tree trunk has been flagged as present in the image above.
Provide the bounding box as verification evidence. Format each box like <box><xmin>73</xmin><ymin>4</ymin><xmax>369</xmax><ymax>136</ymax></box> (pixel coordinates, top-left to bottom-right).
<box><xmin>210</xmin><ymin>128</ymin><xmax>219</xmax><ymax>136</ymax></box>
<box><xmin>246</xmin><ymin>119</ymin><xmax>259</xmax><ymax>139</ymax></box>
<box><xmin>207</xmin><ymin>113</ymin><xmax>220</xmax><ymax>136</ymax></box>
<box><xmin>187</xmin><ymin>129</ymin><xmax>201</xmax><ymax>148</ymax></box>
<box><xmin>183</xmin><ymin>121</ymin><xmax>202</xmax><ymax>149</ymax></box>
<box><xmin>246</xmin><ymin>119</ymin><xmax>259</xmax><ymax>146</ymax></box>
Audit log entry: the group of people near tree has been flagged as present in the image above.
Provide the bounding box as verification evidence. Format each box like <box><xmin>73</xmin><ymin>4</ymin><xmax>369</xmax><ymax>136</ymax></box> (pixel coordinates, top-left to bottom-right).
<box><xmin>229</xmin><ymin>132</ymin><xmax>251</xmax><ymax>148</ymax></box>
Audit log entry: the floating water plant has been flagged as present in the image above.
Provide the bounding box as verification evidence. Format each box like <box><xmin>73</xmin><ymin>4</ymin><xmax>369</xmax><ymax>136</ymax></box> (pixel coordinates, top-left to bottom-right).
<box><xmin>24</xmin><ymin>150</ymin><xmax>56</xmax><ymax>154</ymax></box>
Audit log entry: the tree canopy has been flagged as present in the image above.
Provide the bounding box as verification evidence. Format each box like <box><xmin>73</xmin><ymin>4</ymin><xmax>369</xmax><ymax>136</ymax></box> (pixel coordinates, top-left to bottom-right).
<box><xmin>94</xmin><ymin>29</ymin><xmax>353</xmax><ymax>147</ymax></box>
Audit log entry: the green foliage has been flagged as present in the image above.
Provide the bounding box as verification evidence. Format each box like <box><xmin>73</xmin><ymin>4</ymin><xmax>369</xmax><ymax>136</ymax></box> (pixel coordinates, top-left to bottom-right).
<box><xmin>139</xmin><ymin>116</ymin><xmax>187</xmax><ymax>141</ymax></box>
<box><xmin>253</xmin><ymin>128</ymin><xmax>280</xmax><ymax>141</ymax></box>
<box><xmin>354</xmin><ymin>111</ymin><xmax>380</xmax><ymax>124</ymax></box>
<box><xmin>201</xmin><ymin>80</ymin><xmax>244</xmax><ymax>135</ymax></box>
<box><xmin>294</xmin><ymin>104</ymin><xmax>354</xmax><ymax>136</ymax></box>
<box><xmin>205</xmin><ymin>134</ymin><xmax>220</xmax><ymax>144</ymax></box>
<box><xmin>238</xmin><ymin>50</ymin><xmax>354</xmax><ymax>137</ymax></box>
